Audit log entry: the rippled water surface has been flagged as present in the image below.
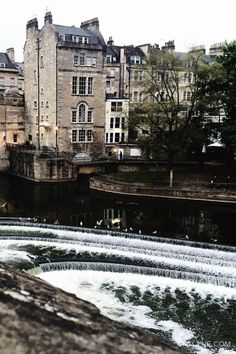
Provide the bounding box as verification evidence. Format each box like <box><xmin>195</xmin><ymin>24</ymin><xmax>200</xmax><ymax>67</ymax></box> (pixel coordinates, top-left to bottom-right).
<box><xmin>0</xmin><ymin>222</ymin><xmax>236</xmax><ymax>353</ymax></box>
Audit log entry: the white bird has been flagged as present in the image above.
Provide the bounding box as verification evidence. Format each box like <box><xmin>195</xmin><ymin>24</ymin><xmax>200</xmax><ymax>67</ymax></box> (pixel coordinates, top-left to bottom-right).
<box><xmin>129</xmin><ymin>227</ymin><xmax>133</xmax><ymax>231</ymax></box>
<box><xmin>152</xmin><ymin>230</ymin><xmax>157</xmax><ymax>234</ymax></box>
<box><xmin>80</xmin><ymin>221</ymin><xmax>83</xmax><ymax>226</ymax></box>
<box><xmin>139</xmin><ymin>230</ymin><xmax>142</xmax><ymax>234</ymax></box>
<box><xmin>0</xmin><ymin>202</ymin><xmax>7</xmax><ymax>209</ymax></box>
<box><xmin>185</xmin><ymin>235</ymin><xmax>189</xmax><ymax>240</ymax></box>
<box><xmin>124</xmin><ymin>228</ymin><xmax>128</xmax><ymax>232</ymax></box>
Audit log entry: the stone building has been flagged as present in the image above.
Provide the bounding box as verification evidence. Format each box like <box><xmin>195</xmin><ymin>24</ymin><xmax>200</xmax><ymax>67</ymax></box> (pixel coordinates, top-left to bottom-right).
<box><xmin>0</xmin><ymin>90</ymin><xmax>25</xmax><ymax>170</ymax></box>
<box><xmin>24</xmin><ymin>12</ymin><xmax>106</xmax><ymax>157</ymax></box>
<box><xmin>0</xmin><ymin>49</ymin><xmax>24</xmax><ymax>94</ymax></box>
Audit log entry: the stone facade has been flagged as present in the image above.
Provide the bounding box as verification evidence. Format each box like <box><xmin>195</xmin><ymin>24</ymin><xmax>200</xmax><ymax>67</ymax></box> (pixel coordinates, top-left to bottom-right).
<box><xmin>24</xmin><ymin>12</ymin><xmax>106</xmax><ymax>158</ymax></box>
<box><xmin>0</xmin><ymin>92</ymin><xmax>24</xmax><ymax>171</ymax></box>
<box><xmin>0</xmin><ymin>48</ymin><xmax>24</xmax><ymax>95</ymax></box>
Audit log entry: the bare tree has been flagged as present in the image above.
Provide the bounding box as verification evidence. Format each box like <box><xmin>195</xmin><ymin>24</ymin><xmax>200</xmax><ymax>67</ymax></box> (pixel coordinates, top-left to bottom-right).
<box><xmin>129</xmin><ymin>49</ymin><xmax>208</xmax><ymax>169</ymax></box>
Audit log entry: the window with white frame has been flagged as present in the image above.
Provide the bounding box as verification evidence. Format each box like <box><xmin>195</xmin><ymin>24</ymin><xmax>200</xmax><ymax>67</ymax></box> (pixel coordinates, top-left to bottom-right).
<box><xmin>79</xmin><ymin>77</ymin><xmax>86</xmax><ymax>95</ymax></box>
<box><xmin>73</xmin><ymin>55</ymin><xmax>79</xmax><ymax>66</ymax></box>
<box><xmin>33</xmin><ymin>100</ymin><xmax>37</xmax><ymax>109</ymax></box>
<box><xmin>87</xmin><ymin>110</ymin><xmax>93</xmax><ymax>123</ymax></box>
<box><xmin>115</xmin><ymin>117</ymin><xmax>120</xmax><ymax>128</ymax></box>
<box><xmin>78</xmin><ymin>77</ymin><xmax>93</xmax><ymax>95</ymax></box>
<box><xmin>72</xmin><ymin>129</ymin><xmax>77</xmax><ymax>142</ymax></box>
<box><xmin>79</xmin><ymin>130</ymin><xmax>86</xmax><ymax>142</ymax></box>
<box><xmin>106</xmin><ymin>55</ymin><xmax>112</xmax><ymax>63</ymax></box>
<box><xmin>79</xmin><ymin>104</ymin><xmax>86</xmax><ymax>122</ymax></box>
<box><xmin>121</xmin><ymin>117</ymin><xmax>125</xmax><ymax>129</ymax></box>
<box><xmin>73</xmin><ymin>103</ymin><xmax>93</xmax><ymax>123</ymax></box>
<box><xmin>72</xmin><ymin>76</ymin><xmax>77</xmax><ymax>95</ymax></box>
<box><xmin>88</xmin><ymin>78</ymin><xmax>93</xmax><ymax>95</ymax></box>
<box><xmin>183</xmin><ymin>91</ymin><xmax>192</xmax><ymax>101</ymax></box>
<box><xmin>110</xmin><ymin>132</ymin><xmax>113</xmax><ymax>143</ymax></box>
<box><xmin>92</xmin><ymin>57</ymin><xmax>97</xmax><ymax>67</ymax></box>
<box><xmin>130</xmin><ymin>56</ymin><xmax>141</xmax><ymax>64</ymax></box>
<box><xmin>45</xmin><ymin>115</ymin><xmax>49</xmax><ymax>121</ymax></box>
<box><xmin>105</xmin><ymin>133</ymin><xmax>108</xmax><ymax>143</ymax></box>
<box><xmin>72</xmin><ymin>110</ymin><xmax>77</xmax><ymax>123</ymax></box>
<box><xmin>86</xmin><ymin>56</ymin><xmax>92</xmax><ymax>66</ymax></box>
<box><xmin>87</xmin><ymin>130</ymin><xmax>92</xmax><ymax>142</ymax></box>
<box><xmin>13</xmin><ymin>134</ymin><xmax>17</xmax><ymax>143</ymax></box>
<box><xmin>110</xmin><ymin>117</ymin><xmax>114</xmax><ymax>129</ymax></box>
<box><xmin>80</xmin><ymin>53</ymin><xmax>85</xmax><ymax>66</ymax></box>
<box><xmin>111</xmin><ymin>101</ymin><xmax>122</xmax><ymax>112</ymax></box>
<box><xmin>41</xmin><ymin>115</ymin><xmax>44</xmax><ymax>122</ymax></box>
<box><xmin>115</xmin><ymin>133</ymin><xmax>120</xmax><ymax>142</ymax></box>
<box><xmin>46</xmin><ymin>100</ymin><xmax>49</xmax><ymax>107</ymax></box>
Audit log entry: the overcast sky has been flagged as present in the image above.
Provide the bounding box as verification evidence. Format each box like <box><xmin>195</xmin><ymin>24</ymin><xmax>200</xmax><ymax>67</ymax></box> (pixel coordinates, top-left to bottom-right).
<box><xmin>1</xmin><ymin>0</ymin><xmax>236</xmax><ymax>61</ymax></box>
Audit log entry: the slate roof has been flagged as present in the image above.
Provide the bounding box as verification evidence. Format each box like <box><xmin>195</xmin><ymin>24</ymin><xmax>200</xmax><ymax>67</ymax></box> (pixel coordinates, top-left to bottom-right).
<box><xmin>54</xmin><ymin>25</ymin><xmax>101</xmax><ymax>45</ymax></box>
<box><xmin>106</xmin><ymin>45</ymin><xmax>146</xmax><ymax>63</ymax></box>
<box><xmin>0</xmin><ymin>53</ymin><xmax>17</xmax><ymax>69</ymax></box>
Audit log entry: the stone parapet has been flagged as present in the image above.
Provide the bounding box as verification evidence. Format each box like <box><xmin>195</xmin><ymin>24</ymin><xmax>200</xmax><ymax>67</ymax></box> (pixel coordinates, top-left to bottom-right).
<box><xmin>90</xmin><ymin>176</ymin><xmax>236</xmax><ymax>204</ymax></box>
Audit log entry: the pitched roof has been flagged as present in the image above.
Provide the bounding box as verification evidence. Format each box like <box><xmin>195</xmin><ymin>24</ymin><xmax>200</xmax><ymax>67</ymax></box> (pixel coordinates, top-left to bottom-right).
<box><xmin>54</xmin><ymin>25</ymin><xmax>101</xmax><ymax>45</ymax></box>
<box><xmin>0</xmin><ymin>52</ymin><xmax>17</xmax><ymax>69</ymax></box>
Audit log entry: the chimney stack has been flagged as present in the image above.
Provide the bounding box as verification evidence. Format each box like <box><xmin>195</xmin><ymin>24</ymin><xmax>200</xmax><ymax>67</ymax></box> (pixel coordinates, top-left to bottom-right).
<box><xmin>107</xmin><ymin>36</ymin><xmax>114</xmax><ymax>46</ymax></box>
<box><xmin>44</xmin><ymin>11</ymin><xmax>53</xmax><ymax>25</ymax></box>
<box><xmin>6</xmin><ymin>48</ymin><xmax>15</xmax><ymax>63</ymax></box>
<box><xmin>81</xmin><ymin>17</ymin><xmax>99</xmax><ymax>31</ymax></box>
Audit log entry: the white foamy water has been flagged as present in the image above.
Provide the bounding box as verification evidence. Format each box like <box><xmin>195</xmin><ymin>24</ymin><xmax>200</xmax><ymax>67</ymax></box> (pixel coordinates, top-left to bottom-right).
<box><xmin>39</xmin><ymin>270</ymin><xmax>236</xmax><ymax>354</ymax></box>
<box><xmin>0</xmin><ymin>223</ymin><xmax>236</xmax><ymax>353</ymax></box>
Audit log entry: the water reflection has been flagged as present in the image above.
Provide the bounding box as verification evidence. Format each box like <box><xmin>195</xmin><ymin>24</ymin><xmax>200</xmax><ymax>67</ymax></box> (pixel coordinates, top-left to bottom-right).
<box><xmin>0</xmin><ymin>174</ymin><xmax>235</xmax><ymax>246</ymax></box>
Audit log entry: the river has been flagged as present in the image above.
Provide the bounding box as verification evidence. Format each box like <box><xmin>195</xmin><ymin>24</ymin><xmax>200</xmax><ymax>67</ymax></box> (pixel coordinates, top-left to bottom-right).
<box><xmin>0</xmin><ymin>174</ymin><xmax>236</xmax><ymax>353</ymax></box>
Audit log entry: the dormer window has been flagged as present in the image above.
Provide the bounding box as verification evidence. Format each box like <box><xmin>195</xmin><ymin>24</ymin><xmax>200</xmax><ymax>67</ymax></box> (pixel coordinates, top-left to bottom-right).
<box><xmin>130</xmin><ymin>56</ymin><xmax>141</xmax><ymax>64</ymax></box>
<box><xmin>59</xmin><ymin>34</ymin><xmax>65</xmax><ymax>41</ymax></box>
<box><xmin>72</xmin><ymin>36</ymin><xmax>79</xmax><ymax>43</ymax></box>
<box><xmin>106</xmin><ymin>55</ymin><xmax>112</xmax><ymax>63</ymax></box>
<box><xmin>0</xmin><ymin>63</ymin><xmax>5</xmax><ymax>68</ymax></box>
<box><xmin>72</xmin><ymin>36</ymin><xmax>89</xmax><ymax>44</ymax></box>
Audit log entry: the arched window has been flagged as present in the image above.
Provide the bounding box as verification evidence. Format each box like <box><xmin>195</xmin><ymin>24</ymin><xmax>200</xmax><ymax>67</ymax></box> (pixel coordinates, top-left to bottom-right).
<box><xmin>79</xmin><ymin>103</ymin><xmax>86</xmax><ymax>123</ymax></box>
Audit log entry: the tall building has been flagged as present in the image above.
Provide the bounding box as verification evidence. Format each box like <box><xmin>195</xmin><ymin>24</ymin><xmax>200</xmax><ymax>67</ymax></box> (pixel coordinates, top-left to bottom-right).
<box><xmin>24</xmin><ymin>12</ymin><xmax>106</xmax><ymax>157</ymax></box>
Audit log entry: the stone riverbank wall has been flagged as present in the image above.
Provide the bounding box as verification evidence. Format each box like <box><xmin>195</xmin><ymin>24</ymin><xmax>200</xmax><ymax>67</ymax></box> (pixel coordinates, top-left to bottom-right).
<box><xmin>90</xmin><ymin>176</ymin><xmax>236</xmax><ymax>204</ymax></box>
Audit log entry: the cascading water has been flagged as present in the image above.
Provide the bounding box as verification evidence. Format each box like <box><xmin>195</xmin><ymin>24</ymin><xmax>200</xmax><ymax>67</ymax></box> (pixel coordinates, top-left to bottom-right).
<box><xmin>0</xmin><ymin>219</ymin><xmax>236</xmax><ymax>354</ymax></box>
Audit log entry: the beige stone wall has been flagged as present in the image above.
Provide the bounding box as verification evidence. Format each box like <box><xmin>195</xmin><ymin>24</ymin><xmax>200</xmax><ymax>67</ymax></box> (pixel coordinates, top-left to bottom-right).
<box><xmin>0</xmin><ymin>70</ymin><xmax>23</xmax><ymax>92</ymax></box>
<box><xmin>24</xmin><ymin>20</ymin><xmax>106</xmax><ymax>157</ymax></box>
<box><xmin>24</xmin><ymin>25</ymin><xmax>40</xmax><ymax>146</ymax></box>
<box><xmin>57</xmin><ymin>46</ymin><xmax>106</xmax><ymax>155</ymax></box>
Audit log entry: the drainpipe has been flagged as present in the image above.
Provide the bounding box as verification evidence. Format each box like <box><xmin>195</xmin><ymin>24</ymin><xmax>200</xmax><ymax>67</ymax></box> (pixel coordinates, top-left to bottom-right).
<box><xmin>55</xmin><ymin>43</ymin><xmax>58</xmax><ymax>157</ymax></box>
<box><xmin>36</xmin><ymin>37</ymin><xmax>41</xmax><ymax>150</ymax></box>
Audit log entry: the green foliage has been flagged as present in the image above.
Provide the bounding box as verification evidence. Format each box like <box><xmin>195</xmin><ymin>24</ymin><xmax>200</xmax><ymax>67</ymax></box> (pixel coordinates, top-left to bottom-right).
<box><xmin>129</xmin><ymin>50</ymin><xmax>208</xmax><ymax>166</ymax></box>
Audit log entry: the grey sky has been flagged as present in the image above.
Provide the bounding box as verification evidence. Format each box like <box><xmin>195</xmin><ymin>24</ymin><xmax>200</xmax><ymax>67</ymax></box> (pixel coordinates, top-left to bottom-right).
<box><xmin>1</xmin><ymin>0</ymin><xmax>236</xmax><ymax>61</ymax></box>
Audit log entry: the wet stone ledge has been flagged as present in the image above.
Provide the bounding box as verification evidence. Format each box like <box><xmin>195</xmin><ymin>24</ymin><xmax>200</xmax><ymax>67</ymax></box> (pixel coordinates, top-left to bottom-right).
<box><xmin>0</xmin><ymin>263</ymin><xmax>180</xmax><ymax>354</ymax></box>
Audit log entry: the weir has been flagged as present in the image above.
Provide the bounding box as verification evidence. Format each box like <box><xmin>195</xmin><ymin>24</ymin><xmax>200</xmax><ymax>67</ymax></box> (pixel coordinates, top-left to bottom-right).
<box><xmin>39</xmin><ymin>261</ymin><xmax>236</xmax><ymax>288</ymax></box>
<box><xmin>0</xmin><ymin>220</ymin><xmax>236</xmax><ymax>290</ymax></box>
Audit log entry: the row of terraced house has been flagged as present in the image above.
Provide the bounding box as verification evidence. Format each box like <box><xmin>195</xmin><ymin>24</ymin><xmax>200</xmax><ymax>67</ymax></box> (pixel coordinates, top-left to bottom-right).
<box><xmin>0</xmin><ymin>11</ymin><xmax>226</xmax><ymax>170</ymax></box>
